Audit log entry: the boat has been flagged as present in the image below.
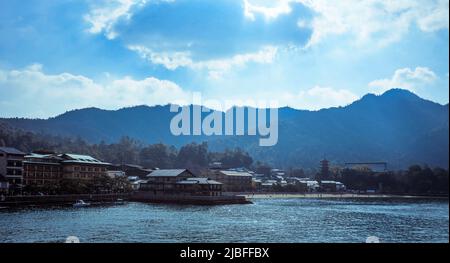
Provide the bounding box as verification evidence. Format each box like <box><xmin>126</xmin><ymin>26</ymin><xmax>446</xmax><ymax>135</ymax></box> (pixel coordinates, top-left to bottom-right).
<box><xmin>115</xmin><ymin>198</ymin><xmax>126</xmax><ymax>205</ymax></box>
<box><xmin>73</xmin><ymin>200</ymin><xmax>91</xmax><ymax>208</ymax></box>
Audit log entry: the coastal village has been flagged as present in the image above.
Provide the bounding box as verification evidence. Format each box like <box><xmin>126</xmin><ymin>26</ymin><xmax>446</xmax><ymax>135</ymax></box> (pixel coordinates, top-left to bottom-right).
<box><xmin>0</xmin><ymin>146</ymin><xmax>359</xmax><ymax>205</ymax></box>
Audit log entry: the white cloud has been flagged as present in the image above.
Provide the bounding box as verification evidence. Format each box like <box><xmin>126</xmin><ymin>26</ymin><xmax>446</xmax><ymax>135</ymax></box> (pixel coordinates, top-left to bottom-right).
<box><xmin>297</xmin><ymin>0</ymin><xmax>449</xmax><ymax>48</ymax></box>
<box><xmin>369</xmin><ymin>67</ymin><xmax>438</xmax><ymax>94</ymax></box>
<box><xmin>219</xmin><ymin>86</ymin><xmax>359</xmax><ymax>110</ymax></box>
<box><xmin>242</xmin><ymin>0</ymin><xmax>449</xmax><ymax>48</ymax></box>
<box><xmin>128</xmin><ymin>45</ymin><xmax>278</xmax><ymax>79</ymax></box>
<box><xmin>280</xmin><ymin>86</ymin><xmax>359</xmax><ymax>110</ymax></box>
<box><xmin>84</xmin><ymin>0</ymin><xmax>148</xmax><ymax>39</ymax></box>
<box><xmin>244</xmin><ymin>0</ymin><xmax>293</xmax><ymax>21</ymax></box>
<box><xmin>128</xmin><ymin>45</ymin><xmax>193</xmax><ymax>70</ymax></box>
<box><xmin>0</xmin><ymin>64</ymin><xmax>190</xmax><ymax>118</ymax></box>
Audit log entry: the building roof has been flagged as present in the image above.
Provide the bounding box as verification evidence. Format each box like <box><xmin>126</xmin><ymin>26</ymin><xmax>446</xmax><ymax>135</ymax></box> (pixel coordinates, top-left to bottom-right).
<box><xmin>25</xmin><ymin>153</ymin><xmax>51</xmax><ymax>158</ymax></box>
<box><xmin>25</xmin><ymin>153</ymin><xmax>63</xmax><ymax>161</ymax></box>
<box><xmin>133</xmin><ymin>180</ymin><xmax>148</xmax><ymax>185</ymax></box>
<box><xmin>59</xmin><ymin>153</ymin><xmax>110</xmax><ymax>165</ymax></box>
<box><xmin>148</xmin><ymin>169</ymin><xmax>191</xmax><ymax>177</ymax></box>
<box><xmin>123</xmin><ymin>164</ymin><xmax>145</xmax><ymax>169</ymax></box>
<box><xmin>220</xmin><ymin>170</ymin><xmax>253</xmax><ymax>177</ymax></box>
<box><xmin>177</xmin><ymin>178</ymin><xmax>222</xmax><ymax>185</ymax></box>
<box><xmin>0</xmin><ymin>147</ymin><xmax>26</xmax><ymax>155</ymax></box>
<box><xmin>321</xmin><ymin>181</ymin><xmax>337</xmax><ymax>184</ymax></box>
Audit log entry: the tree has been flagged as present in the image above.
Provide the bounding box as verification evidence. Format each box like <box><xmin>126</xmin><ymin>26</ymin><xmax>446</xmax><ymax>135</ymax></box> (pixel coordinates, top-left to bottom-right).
<box><xmin>139</xmin><ymin>144</ymin><xmax>175</xmax><ymax>169</ymax></box>
<box><xmin>175</xmin><ymin>142</ymin><xmax>209</xmax><ymax>171</ymax></box>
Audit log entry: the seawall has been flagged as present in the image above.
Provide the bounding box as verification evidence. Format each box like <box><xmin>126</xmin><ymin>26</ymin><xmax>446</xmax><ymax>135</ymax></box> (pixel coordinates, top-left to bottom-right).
<box><xmin>130</xmin><ymin>192</ymin><xmax>252</xmax><ymax>205</ymax></box>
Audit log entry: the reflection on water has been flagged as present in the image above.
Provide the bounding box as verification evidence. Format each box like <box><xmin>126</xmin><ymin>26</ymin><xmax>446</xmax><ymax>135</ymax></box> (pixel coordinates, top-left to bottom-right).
<box><xmin>0</xmin><ymin>198</ymin><xmax>448</xmax><ymax>243</ymax></box>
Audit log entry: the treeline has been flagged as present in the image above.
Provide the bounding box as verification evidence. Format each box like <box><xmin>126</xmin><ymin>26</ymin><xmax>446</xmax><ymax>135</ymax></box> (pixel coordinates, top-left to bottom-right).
<box><xmin>338</xmin><ymin>165</ymin><xmax>449</xmax><ymax>195</ymax></box>
<box><xmin>0</xmin><ymin>122</ymin><xmax>253</xmax><ymax>171</ymax></box>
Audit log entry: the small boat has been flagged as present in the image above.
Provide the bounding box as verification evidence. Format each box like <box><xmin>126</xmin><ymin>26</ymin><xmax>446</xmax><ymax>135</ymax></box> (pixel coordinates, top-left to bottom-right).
<box><xmin>73</xmin><ymin>200</ymin><xmax>91</xmax><ymax>208</ymax></box>
<box><xmin>115</xmin><ymin>198</ymin><xmax>126</xmax><ymax>205</ymax></box>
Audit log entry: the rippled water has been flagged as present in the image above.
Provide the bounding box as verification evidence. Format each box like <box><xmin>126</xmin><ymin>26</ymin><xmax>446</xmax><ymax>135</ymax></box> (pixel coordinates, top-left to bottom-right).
<box><xmin>0</xmin><ymin>198</ymin><xmax>448</xmax><ymax>243</ymax></box>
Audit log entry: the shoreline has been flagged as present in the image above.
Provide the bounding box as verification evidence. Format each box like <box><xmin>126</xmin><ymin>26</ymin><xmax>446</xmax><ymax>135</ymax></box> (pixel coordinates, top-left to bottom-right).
<box><xmin>0</xmin><ymin>193</ymin><xmax>448</xmax><ymax>208</ymax></box>
<box><xmin>242</xmin><ymin>193</ymin><xmax>449</xmax><ymax>200</ymax></box>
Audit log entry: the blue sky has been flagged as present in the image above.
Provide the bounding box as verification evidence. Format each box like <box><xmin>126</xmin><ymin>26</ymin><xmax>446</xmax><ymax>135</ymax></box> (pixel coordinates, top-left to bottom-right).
<box><xmin>0</xmin><ymin>0</ymin><xmax>448</xmax><ymax>118</ymax></box>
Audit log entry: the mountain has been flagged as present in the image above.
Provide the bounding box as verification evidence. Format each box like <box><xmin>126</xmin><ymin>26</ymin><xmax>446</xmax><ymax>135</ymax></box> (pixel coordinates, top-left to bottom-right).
<box><xmin>1</xmin><ymin>89</ymin><xmax>448</xmax><ymax>170</ymax></box>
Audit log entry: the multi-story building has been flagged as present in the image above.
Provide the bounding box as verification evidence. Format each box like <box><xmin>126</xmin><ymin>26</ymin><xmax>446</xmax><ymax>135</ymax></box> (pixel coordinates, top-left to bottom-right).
<box><xmin>140</xmin><ymin>169</ymin><xmax>222</xmax><ymax>196</ymax></box>
<box><xmin>207</xmin><ymin>170</ymin><xmax>253</xmax><ymax>192</ymax></box>
<box><xmin>175</xmin><ymin>177</ymin><xmax>222</xmax><ymax>197</ymax></box>
<box><xmin>23</xmin><ymin>152</ymin><xmax>110</xmax><ymax>186</ymax></box>
<box><xmin>142</xmin><ymin>169</ymin><xmax>195</xmax><ymax>193</ymax></box>
<box><xmin>59</xmin><ymin>154</ymin><xmax>109</xmax><ymax>180</ymax></box>
<box><xmin>23</xmin><ymin>153</ymin><xmax>63</xmax><ymax>186</ymax></box>
<box><xmin>0</xmin><ymin>147</ymin><xmax>25</xmax><ymax>193</ymax></box>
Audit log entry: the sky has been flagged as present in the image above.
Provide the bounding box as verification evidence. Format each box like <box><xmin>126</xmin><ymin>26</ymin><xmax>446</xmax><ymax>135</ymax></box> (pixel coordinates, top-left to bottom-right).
<box><xmin>0</xmin><ymin>0</ymin><xmax>448</xmax><ymax>118</ymax></box>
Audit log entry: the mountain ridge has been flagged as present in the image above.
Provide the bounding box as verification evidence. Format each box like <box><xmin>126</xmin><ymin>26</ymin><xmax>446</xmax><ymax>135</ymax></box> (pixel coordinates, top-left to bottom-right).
<box><xmin>1</xmin><ymin>89</ymin><xmax>448</xmax><ymax>170</ymax></box>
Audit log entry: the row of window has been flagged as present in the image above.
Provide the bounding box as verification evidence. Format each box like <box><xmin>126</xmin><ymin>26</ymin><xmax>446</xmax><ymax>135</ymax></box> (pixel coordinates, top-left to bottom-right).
<box><xmin>7</xmin><ymin>160</ymin><xmax>23</xmax><ymax>167</ymax></box>
<box><xmin>6</xmin><ymin>169</ymin><xmax>22</xmax><ymax>176</ymax></box>
<box><xmin>70</xmin><ymin>173</ymin><xmax>104</xmax><ymax>179</ymax></box>
<box><xmin>24</xmin><ymin>179</ymin><xmax>57</xmax><ymax>185</ymax></box>
<box><xmin>25</xmin><ymin>166</ymin><xmax>60</xmax><ymax>172</ymax></box>
<box><xmin>24</xmin><ymin>173</ymin><xmax>61</xmax><ymax>179</ymax></box>
<box><xmin>72</xmin><ymin>166</ymin><xmax>107</xmax><ymax>172</ymax></box>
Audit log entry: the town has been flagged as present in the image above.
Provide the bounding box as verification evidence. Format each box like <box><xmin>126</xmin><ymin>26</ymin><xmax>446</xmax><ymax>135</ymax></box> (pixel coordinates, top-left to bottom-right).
<box><xmin>1</xmin><ymin>145</ymin><xmax>448</xmax><ymax>207</ymax></box>
<box><xmin>0</xmin><ymin>145</ymin><xmax>349</xmax><ymax>205</ymax></box>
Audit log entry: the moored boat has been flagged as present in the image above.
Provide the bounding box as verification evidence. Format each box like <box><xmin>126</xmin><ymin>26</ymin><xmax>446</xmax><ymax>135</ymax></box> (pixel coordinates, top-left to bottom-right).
<box><xmin>73</xmin><ymin>200</ymin><xmax>91</xmax><ymax>208</ymax></box>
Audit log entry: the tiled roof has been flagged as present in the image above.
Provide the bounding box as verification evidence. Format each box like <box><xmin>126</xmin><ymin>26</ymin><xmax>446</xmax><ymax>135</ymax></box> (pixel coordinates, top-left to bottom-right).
<box><xmin>148</xmin><ymin>169</ymin><xmax>189</xmax><ymax>177</ymax></box>
<box><xmin>220</xmin><ymin>170</ymin><xmax>253</xmax><ymax>177</ymax></box>
<box><xmin>0</xmin><ymin>147</ymin><xmax>25</xmax><ymax>155</ymax></box>
<box><xmin>59</xmin><ymin>153</ymin><xmax>110</xmax><ymax>165</ymax></box>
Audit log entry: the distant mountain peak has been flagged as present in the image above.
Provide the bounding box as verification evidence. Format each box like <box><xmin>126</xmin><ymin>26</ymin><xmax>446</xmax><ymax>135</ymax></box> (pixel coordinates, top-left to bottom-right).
<box><xmin>381</xmin><ymin>88</ymin><xmax>420</xmax><ymax>99</ymax></box>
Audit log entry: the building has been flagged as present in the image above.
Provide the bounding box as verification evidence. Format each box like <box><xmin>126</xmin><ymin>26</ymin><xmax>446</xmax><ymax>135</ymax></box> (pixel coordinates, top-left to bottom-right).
<box><xmin>207</xmin><ymin>170</ymin><xmax>253</xmax><ymax>192</ymax></box>
<box><xmin>0</xmin><ymin>175</ymin><xmax>9</xmax><ymax>194</ymax></box>
<box><xmin>141</xmin><ymin>169</ymin><xmax>196</xmax><ymax>193</ymax></box>
<box><xmin>175</xmin><ymin>178</ymin><xmax>222</xmax><ymax>196</ymax></box>
<box><xmin>59</xmin><ymin>154</ymin><xmax>109</xmax><ymax>180</ymax></box>
<box><xmin>140</xmin><ymin>169</ymin><xmax>222</xmax><ymax>196</ymax></box>
<box><xmin>23</xmin><ymin>153</ymin><xmax>63</xmax><ymax>186</ymax></box>
<box><xmin>260</xmin><ymin>181</ymin><xmax>277</xmax><ymax>191</ymax></box>
<box><xmin>106</xmin><ymin>170</ymin><xmax>126</xmax><ymax>178</ymax></box>
<box><xmin>23</xmin><ymin>152</ymin><xmax>110</xmax><ymax>187</ymax></box>
<box><xmin>320</xmin><ymin>181</ymin><xmax>346</xmax><ymax>192</ymax></box>
<box><xmin>252</xmin><ymin>178</ymin><xmax>262</xmax><ymax>190</ymax></box>
<box><xmin>0</xmin><ymin>147</ymin><xmax>26</xmax><ymax>194</ymax></box>
<box><xmin>130</xmin><ymin>179</ymin><xmax>147</xmax><ymax>191</ymax></box>
<box><xmin>120</xmin><ymin>164</ymin><xmax>153</xmax><ymax>179</ymax></box>
<box><xmin>271</xmin><ymin>168</ymin><xmax>286</xmax><ymax>179</ymax></box>
<box><xmin>319</xmin><ymin>159</ymin><xmax>330</xmax><ymax>180</ymax></box>
<box><xmin>300</xmin><ymin>180</ymin><xmax>320</xmax><ymax>192</ymax></box>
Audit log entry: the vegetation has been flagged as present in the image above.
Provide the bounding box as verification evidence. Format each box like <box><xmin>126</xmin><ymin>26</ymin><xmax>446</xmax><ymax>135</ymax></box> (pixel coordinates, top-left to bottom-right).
<box><xmin>23</xmin><ymin>176</ymin><xmax>132</xmax><ymax>195</ymax></box>
<box><xmin>0</xmin><ymin>122</ymin><xmax>253</xmax><ymax>170</ymax></box>
<box><xmin>2</xmin><ymin>122</ymin><xmax>448</xmax><ymax>196</ymax></box>
<box><xmin>338</xmin><ymin>165</ymin><xmax>449</xmax><ymax>195</ymax></box>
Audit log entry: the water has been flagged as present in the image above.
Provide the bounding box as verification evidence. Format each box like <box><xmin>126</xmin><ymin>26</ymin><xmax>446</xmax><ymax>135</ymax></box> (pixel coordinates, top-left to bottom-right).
<box><xmin>0</xmin><ymin>198</ymin><xmax>448</xmax><ymax>243</ymax></box>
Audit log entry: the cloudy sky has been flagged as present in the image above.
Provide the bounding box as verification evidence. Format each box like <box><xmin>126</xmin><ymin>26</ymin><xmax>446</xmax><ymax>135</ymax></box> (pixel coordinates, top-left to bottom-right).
<box><xmin>0</xmin><ymin>0</ymin><xmax>448</xmax><ymax>118</ymax></box>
